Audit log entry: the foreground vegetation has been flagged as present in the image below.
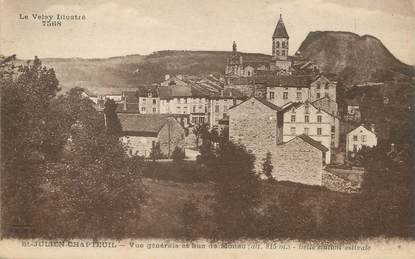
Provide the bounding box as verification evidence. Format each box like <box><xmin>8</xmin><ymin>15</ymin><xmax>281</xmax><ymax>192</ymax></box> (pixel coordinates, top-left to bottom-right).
<box><xmin>0</xmin><ymin>56</ymin><xmax>413</xmax><ymax>240</ymax></box>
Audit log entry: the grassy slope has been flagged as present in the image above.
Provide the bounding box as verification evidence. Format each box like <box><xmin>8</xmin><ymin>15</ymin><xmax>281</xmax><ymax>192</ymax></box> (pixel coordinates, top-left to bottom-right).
<box><xmin>133</xmin><ymin>175</ymin><xmax>352</xmax><ymax>238</ymax></box>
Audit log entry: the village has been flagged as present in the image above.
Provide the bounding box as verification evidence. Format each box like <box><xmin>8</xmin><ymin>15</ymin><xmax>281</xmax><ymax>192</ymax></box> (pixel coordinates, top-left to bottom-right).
<box><xmin>79</xmin><ymin>15</ymin><xmax>390</xmax><ymax>194</ymax></box>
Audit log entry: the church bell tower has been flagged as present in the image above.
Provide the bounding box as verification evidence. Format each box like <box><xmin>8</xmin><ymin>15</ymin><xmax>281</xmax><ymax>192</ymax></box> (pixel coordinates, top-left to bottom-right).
<box><xmin>272</xmin><ymin>14</ymin><xmax>289</xmax><ymax>60</ymax></box>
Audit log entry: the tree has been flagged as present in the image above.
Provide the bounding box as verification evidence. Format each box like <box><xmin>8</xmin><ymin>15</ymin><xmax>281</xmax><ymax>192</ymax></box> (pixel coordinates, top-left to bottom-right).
<box><xmin>1</xmin><ymin>56</ymin><xmax>60</xmax><ymax>236</ymax></box>
<box><xmin>262</xmin><ymin>152</ymin><xmax>274</xmax><ymax>180</ymax></box>
<box><xmin>103</xmin><ymin>99</ymin><xmax>122</xmax><ymax>135</ymax></box>
<box><xmin>196</xmin><ymin>124</ymin><xmax>216</xmax><ymax>167</ymax></box>
<box><xmin>212</xmin><ymin>142</ymin><xmax>260</xmax><ymax>239</ymax></box>
<box><xmin>192</xmin><ymin>124</ymin><xmax>203</xmax><ymax>148</ymax></box>
<box><xmin>171</xmin><ymin>147</ymin><xmax>185</xmax><ymax>162</ymax></box>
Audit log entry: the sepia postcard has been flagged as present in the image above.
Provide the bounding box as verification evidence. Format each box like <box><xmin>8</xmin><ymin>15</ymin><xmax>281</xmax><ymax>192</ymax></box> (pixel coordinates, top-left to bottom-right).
<box><xmin>0</xmin><ymin>0</ymin><xmax>414</xmax><ymax>258</ymax></box>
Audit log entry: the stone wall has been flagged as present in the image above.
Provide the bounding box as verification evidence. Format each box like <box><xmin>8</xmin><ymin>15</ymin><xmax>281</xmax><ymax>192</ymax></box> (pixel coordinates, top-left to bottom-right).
<box><xmin>228</xmin><ymin>98</ymin><xmax>279</xmax><ymax>170</ymax></box>
<box><xmin>270</xmin><ymin>137</ymin><xmax>324</xmax><ymax>186</ymax></box>
<box><xmin>322</xmin><ymin>169</ymin><xmax>360</xmax><ymax>193</ymax></box>
<box><xmin>121</xmin><ymin>135</ymin><xmax>157</xmax><ymax>157</ymax></box>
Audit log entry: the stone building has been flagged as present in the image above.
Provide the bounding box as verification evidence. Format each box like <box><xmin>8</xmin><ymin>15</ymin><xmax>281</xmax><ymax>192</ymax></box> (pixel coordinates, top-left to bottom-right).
<box><xmin>228</xmin><ymin>97</ymin><xmax>283</xmax><ymax>170</ymax></box>
<box><xmin>309</xmin><ymin>74</ymin><xmax>337</xmax><ymax>102</ymax></box>
<box><xmin>225</xmin><ymin>41</ymin><xmax>244</xmax><ymax>77</ymax></box>
<box><xmin>346</xmin><ymin>125</ymin><xmax>377</xmax><ymax>153</ymax></box>
<box><xmin>209</xmin><ymin>88</ymin><xmax>244</xmax><ymax>128</ymax></box>
<box><xmin>137</xmin><ymin>89</ymin><xmax>160</xmax><ymax>114</ymax></box>
<box><xmin>158</xmin><ymin>84</ymin><xmax>210</xmax><ymax>125</ymax></box>
<box><xmin>281</xmin><ymin>101</ymin><xmax>337</xmax><ymax>164</ymax></box>
<box><xmin>271</xmin><ymin>14</ymin><xmax>291</xmax><ymax>71</ymax></box>
<box><xmin>118</xmin><ymin>114</ymin><xmax>185</xmax><ymax>158</ymax></box>
<box><xmin>271</xmin><ymin>135</ymin><xmax>328</xmax><ymax>186</ymax></box>
<box><xmin>265</xmin><ymin>75</ymin><xmax>312</xmax><ymax>107</ymax></box>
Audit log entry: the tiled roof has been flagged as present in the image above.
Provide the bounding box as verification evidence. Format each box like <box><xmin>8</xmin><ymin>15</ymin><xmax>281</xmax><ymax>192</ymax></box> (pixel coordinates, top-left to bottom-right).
<box><xmin>116</xmin><ymin>103</ymin><xmax>140</xmax><ymax>113</ymax></box>
<box><xmin>122</xmin><ymin>91</ymin><xmax>139</xmax><ymax>103</ymax></box>
<box><xmin>229</xmin><ymin>97</ymin><xmax>281</xmax><ymax>111</ymax></box>
<box><xmin>118</xmin><ymin>113</ymin><xmax>174</xmax><ymax>136</ymax></box>
<box><xmin>272</xmin><ymin>15</ymin><xmax>289</xmax><ymax>38</ymax></box>
<box><xmin>261</xmin><ymin>75</ymin><xmax>312</xmax><ymax>87</ymax></box>
<box><xmin>296</xmin><ymin>134</ymin><xmax>329</xmax><ymax>152</ymax></box>
<box><xmin>158</xmin><ymin>85</ymin><xmax>193</xmax><ymax>98</ymax></box>
<box><xmin>280</xmin><ymin>102</ymin><xmax>303</xmax><ymax>113</ymax></box>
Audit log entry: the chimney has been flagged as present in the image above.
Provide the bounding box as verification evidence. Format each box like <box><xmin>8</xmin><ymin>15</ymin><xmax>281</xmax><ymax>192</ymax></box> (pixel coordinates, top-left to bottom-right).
<box><xmin>165</xmin><ymin>74</ymin><xmax>170</xmax><ymax>80</ymax></box>
<box><xmin>123</xmin><ymin>98</ymin><xmax>127</xmax><ymax>111</ymax></box>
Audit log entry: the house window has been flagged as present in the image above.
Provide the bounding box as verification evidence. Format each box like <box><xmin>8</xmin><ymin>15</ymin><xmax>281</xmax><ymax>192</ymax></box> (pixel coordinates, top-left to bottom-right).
<box><xmin>153</xmin><ymin>108</ymin><xmax>156</xmax><ymax>113</ymax></box>
<box><xmin>291</xmin><ymin>115</ymin><xmax>296</xmax><ymax>122</ymax></box>
<box><xmin>276</xmin><ymin>41</ymin><xmax>280</xmax><ymax>48</ymax></box>
<box><xmin>290</xmin><ymin>127</ymin><xmax>296</xmax><ymax>135</ymax></box>
<box><xmin>200</xmin><ymin>117</ymin><xmax>205</xmax><ymax>123</ymax></box>
<box><xmin>276</xmin><ymin>50</ymin><xmax>280</xmax><ymax>56</ymax></box>
<box><xmin>316</xmin><ymin>83</ymin><xmax>321</xmax><ymax>89</ymax></box>
<box><xmin>325</xmin><ymin>92</ymin><xmax>329</xmax><ymax>98</ymax></box>
<box><xmin>362</xmin><ymin>135</ymin><xmax>367</xmax><ymax>142</ymax></box>
<box><xmin>153</xmin><ymin>99</ymin><xmax>157</xmax><ymax>104</ymax></box>
<box><xmin>193</xmin><ymin>106</ymin><xmax>196</xmax><ymax>113</ymax></box>
<box><xmin>269</xmin><ymin>92</ymin><xmax>275</xmax><ymax>100</ymax></box>
<box><xmin>305</xmin><ymin>105</ymin><xmax>309</xmax><ymax>114</ymax></box>
<box><xmin>192</xmin><ymin>117</ymin><xmax>196</xmax><ymax>123</ymax></box>
<box><xmin>317</xmin><ymin>115</ymin><xmax>322</xmax><ymax>123</ymax></box>
<box><xmin>283</xmin><ymin>92</ymin><xmax>288</xmax><ymax>100</ymax></box>
<box><xmin>297</xmin><ymin>87</ymin><xmax>302</xmax><ymax>91</ymax></box>
<box><xmin>296</xmin><ymin>92</ymin><xmax>302</xmax><ymax>100</ymax></box>
<box><xmin>177</xmin><ymin>106</ymin><xmax>181</xmax><ymax>111</ymax></box>
<box><xmin>142</xmin><ymin>98</ymin><xmax>146</xmax><ymax>102</ymax></box>
<box><xmin>304</xmin><ymin>127</ymin><xmax>309</xmax><ymax>135</ymax></box>
<box><xmin>316</xmin><ymin>92</ymin><xmax>321</xmax><ymax>99</ymax></box>
<box><xmin>353</xmin><ymin>135</ymin><xmax>358</xmax><ymax>141</ymax></box>
<box><xmin>305</xmin><ymin>115</ymin><xmax>309</xmax><ymax>123</ymax></box>
<box><xmin>317</xmin><ymin>128</ymin><xmax>322</xmax><ymax>135</ymax></box>
<box><xmin>141</xmin><ymin>107</ymin><xmax>146</xmax><ymax>112</ymax></box>
<box><xmin>324</xmin><ymin>83</ymin><xmax>329</xmax><ymax>89</ymax></box>
<box><xmin>331</xmin><ymin>126</ymin><xmax>335</xmax><ymax>132</ymax></box>
<box><xmin>215</xmin><ymin>105</ymin><xmax>220</xmax><ymax>113</ymax></box>
<box><xmin>282</xmin><ymin>50</ymin><xmax>285</xmax><ymax>56</ymax></box>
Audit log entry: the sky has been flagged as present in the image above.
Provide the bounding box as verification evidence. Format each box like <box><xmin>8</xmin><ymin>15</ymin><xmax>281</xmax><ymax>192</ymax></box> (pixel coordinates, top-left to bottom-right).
<box><xmin>1</xmin><ymin>0</ymin><xmax>414</xmax><ymax>64</ymax></box>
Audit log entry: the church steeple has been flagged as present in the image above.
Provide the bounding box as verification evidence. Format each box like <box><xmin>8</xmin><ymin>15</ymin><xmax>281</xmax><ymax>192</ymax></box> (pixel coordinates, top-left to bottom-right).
<box><xmin>272</xmin><ymin>14</ymin><xmax>289</xmax><ymax>60</ymax></box>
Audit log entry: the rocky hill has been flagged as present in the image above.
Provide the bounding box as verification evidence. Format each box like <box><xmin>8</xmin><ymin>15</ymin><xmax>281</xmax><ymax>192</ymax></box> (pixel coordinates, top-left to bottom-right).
<box><xmin>296</xmin><ymin>31</ymin><xmax>413</xmax><ymax>84</ymax></box>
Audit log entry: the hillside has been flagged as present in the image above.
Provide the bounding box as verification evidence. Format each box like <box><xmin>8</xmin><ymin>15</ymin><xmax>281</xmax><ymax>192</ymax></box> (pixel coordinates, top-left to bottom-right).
<box><xmin>9</xmin><ymin>31</ymin><xmax>413</xmax><ymax>93</ymax></box>
<box><xmin>38</xmin><ymin>51</ymin><xmax>270</xmax><ymax>94</ymax></box>
<box><xmin>297</xmin><ymin>31</ymin><xmax>413</xmax><ymax>84</ymax></box>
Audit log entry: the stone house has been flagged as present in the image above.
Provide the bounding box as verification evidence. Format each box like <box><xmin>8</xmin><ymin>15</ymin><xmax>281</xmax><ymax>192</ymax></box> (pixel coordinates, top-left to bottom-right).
<box><xmin>346</xmin><ymin>125</ymin><xmax>377</xmax><ymax>153</ymax></box>
<box><xmin>271</xmin><ymin>135</ymin><xmax>328</xmax><ymax>186</ymax></box>
<box><xmin>309</xmin><ymin>74</ymin><xmax>337</xmax><ymax>102</ymax></box>
<box><xmin>137</xmin><ymin>89</ymin><xmax>160</xmax><ymax>114</ymax></box>
<box><xmin>209</xmin><ymin>88</ymin><xmax>244</xmax><ymax>128</ymax></box>
<box><xmin>281</xmin><ymin>101</ymin><xmax>336</xmax><ymax>164</ymax></box>
<box><xmin>118</xmin><ymin>114</ymin><xmax>185</xmax><ymax>158</ymax></box>
<box><xmin>160</xmin><ymin>74</ymin><xmax>188</xmax><ymax>87</ymax></box>
<box><xmin>265</xmin><ymin>75</ymin><xmax>312</xmax><ymax>107</ymax></box>
<box><xmin>228</xmin><ymin>97</ymin><xmax>283</xmax><ymax>170</ymax></box>
<box><xmin>311</xmin><ymin>97</ymin><xmax>340</xmax><ymax>148</ymax></box>
<box><xmin>158</xmin><ymin>85</ymin><xmax>209</xmax><ymax>125</ymax></box>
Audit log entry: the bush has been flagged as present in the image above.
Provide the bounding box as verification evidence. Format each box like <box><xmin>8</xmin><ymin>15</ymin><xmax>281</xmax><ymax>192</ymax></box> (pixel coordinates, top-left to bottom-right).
<box><xmin>172</xmin><ymin>147</ymin><xmax>185</xmax><ymax>162</ymax></box>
